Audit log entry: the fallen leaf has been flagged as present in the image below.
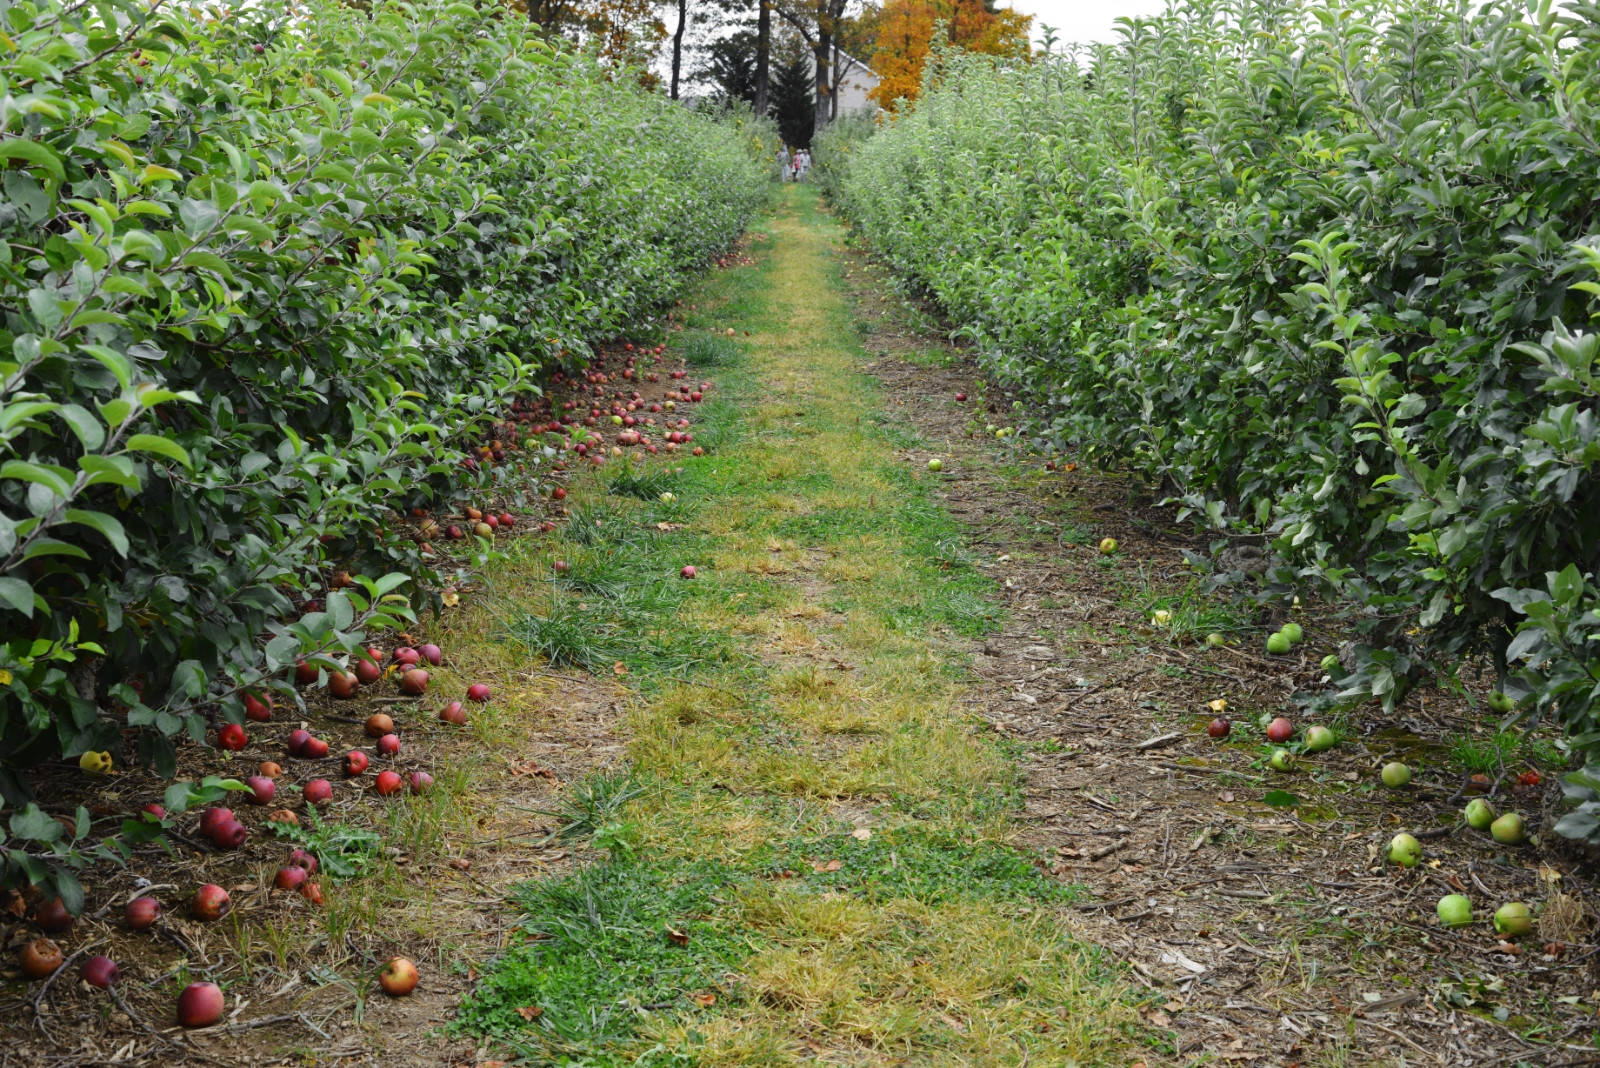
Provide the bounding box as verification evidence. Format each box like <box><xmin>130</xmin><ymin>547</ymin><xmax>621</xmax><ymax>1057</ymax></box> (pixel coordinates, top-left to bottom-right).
<box><xmin>515</xmin><ymin>1006</ymin><xmax>543</xmax><ymax>1021</ymax></box>
<box><xmin>666</xmin><ymin>925</ymin><xmax>689</xmax><ymax>945</ymax></box>
<box><xmin>231</xmin><ymin>883</ymin><xmax>258</xmax><ymax>893</ymax></box>
<box><xmin>1218</xmin><ymin>790</ymin><xmax>1235</xmax><ymax>803</ymax></box>
<box><xmin>613</xmin><ymin>661</ymin><xmax>628</xmax><ymax>676</ymax></box>
<box><xmin>851</xmin><ymin>827</ymin><xmax>872</xmax><ymax>841</ymax></box>
<box><xmin>938</xmin><ymin>1013</ymin><xmax>967</xmax><ymax>1033</ymax></box>
<box><xmin>890</xmin><ymin>984</ymin><xmax>910</xmax><ymax>999</ymax></box>
<box><xmin>810</xmin><ymin>859</ymin><xmax>843</xmax><ymax>872</ymax></box>
<box><xmin>689</xmin><ymin>991</ymin><xmax>716</xmax><ymax>1007</ymax></box>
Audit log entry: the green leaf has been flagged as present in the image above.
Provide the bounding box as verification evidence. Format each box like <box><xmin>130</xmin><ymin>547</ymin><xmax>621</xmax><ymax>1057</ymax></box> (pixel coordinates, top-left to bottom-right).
<box><xmin>64</xmin><ymin>509</ymin><xmax>128</xmax><ymax>555</ymax></box>
<box><xmin>0</xmin><ymin>140</ymin><xmax>65</xmax><ymax>183</ymax></box>
<box><xmin>122</xmin><ymin>434</ymin><xmax>192</xmax><ymax>469</ymax></box>
<box><xmin>0</xmin><ymin>576</ymin><xmax>36</xmax><ymax>617</ymax></box>
<box><xmin>56</xmin><ymin>404</ymin><xmax>106</xmax><ymax>450</ymax></box>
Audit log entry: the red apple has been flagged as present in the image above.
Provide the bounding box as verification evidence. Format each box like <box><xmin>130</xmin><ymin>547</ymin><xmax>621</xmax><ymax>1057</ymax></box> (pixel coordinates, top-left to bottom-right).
<box><xmin>303</xmin><ymin>779</ymin><xmax>333</xmax><ymax>806</ymax></box>
<box><xmin>344</xmin><ymin>750</ymin><xmax>369</xmax><ymax>776</ymax></box>
<box><xmin>300</xmin><ymin>881</ymin><xmax>324</xmax><ymax>906</ymax></box>
<box><xmin>956</xmin><ymin>393</ymin><xmax>967</xmax><ymax>401</ymax></box>
<box><xmin>378</xmin><ymin>957</ymin><xmax>419</xmax><ymax>997</ymax></box>
<box><xmin>191</xmin><ymin>884</ymin><xmax>230</xmax><ymax>921</ymax></box>
<box><xmin>34</xmin><ymin>897</ymin><xmax>72</xmax><ymax>934</ymax></box>
<box><xmin>365</xmin><ymin>713</ymin><xmax>394</xmax><ymax>737</ymax></box>
<box><xmin>1266</xmin><ymin>717</ymin><xmax>1294</xmax><ymax>744</ymax></box>
<box><xmin>80</xmin><ymin>955</ymin><xmax>119</xmax><ymax>988</ymax></box>
<box><xmin>355</xmin><ymin>658</ymin><xmax>382</xmax><ymax>685</ymax></box>
<box><xmin>439</xmin><ymin>702</ymin><xmax>468</xmax><ymax>726</ymax></box>
<box><xmin>243</xmin><ymin>692</ymin><xmax>273</xmax><ymax>721</ymax></box>
<box><xmin>552</xmin><ymin>487</ymin><xmax>567</xmax><ymax>500</ymax></box>
<box><xmin>393</xmin><ymin>647</ymin><xmax>421</xmax><ymax>667</ymax></box>
<box><xmin>287</xmin><ymin>729</ymin><xmax>311</xmax><ymax>756</ymax></box>
<box><xmin>141</xmin><ymin>802</ymin><xmax>166</xmax><ymax>822</ymax></box>
<box><xmin>497</xmin><ymin>514</ymin><xmax>514</xmax><ymax>529</ymax></box>
<box><xmin>243</xmin><ymin>776</ymin><xmax>275</xmax><ymax>805</ymax></box>
<box><xmin>19</xmin><ymin>937</ymin><xmax>62</xmax><ymax>980</ymax></box>
<box><xmin>680</xmin><ymin>565</ymin><xmax>697</xmax><ymax>579</ymax></box>
<box><xmin>409</xmin><ymin>771</ymin><xmax>434</xmax><ymax>794</ymax></box>
<box><xmin>211</xmin><ymin>819</ymin><xmax>247</xmax><ymax>850</ymax></box>
<box><xmin>176</xmin><ymin>981</ymin><xmax>225</xmax><ymax>1027</ymax></box>
<box><xmin>1207</xmin><ymin>717</ymin><xmax>1231</xmax><ymax>739</ymax></box>
<box><xmin>400</xmin><ymin>668</ymin><xmax>429</xmax><ymax>695</ymax></box>
<box><xmin>419</xmin><ymin>643</ymin><xmax>443</xmax><ymax>666</ymax></box>
<box><xmin>376</xmin><ymin>733</ymin><xmax>400</xmax><ymax>757</ymax></box>
<box><xmin>199</xmin><ymin>807</ymin><xmax>235</xmax><ymax>838</ymax></box>
<box><xmin>295</xmin><ymin>660</ymin><xmax>319</xmax><ymax>686</ymax></box>
<box><xmin>375</xmin><ymin>770</ymin><xmax>403</xmax><ymax>796</ymax></box>
<box><xmin>302</xmin><ymin>736</ymin><xmax>329</xmax><ymax>759</ymax></box>
<box><xmin>217</xmin><ymin>723</ymin><xmax>248</xmax><ymax>751</ymax></box>
<box><xmin>467</xmin><ymin>683</ymin><xmax>490</xmax><ymax>703</ymax></box>
<box><xmin>329</xmin><ymin>670</ymin><xmax>358</xmax><ymax>699</ymax></box>
<box><xmin>125</xmin><ymin>896</ymin><xmax>162</xmax><ymax>930</ymax></box>
<box><xmin>274</xmin><ymin>865</ymin><xmax>307</xmax><ymax>891</ymax></box>
<box><xmin>288</xmin><ymin>848</ymin><xmax>318</xmax><ymax>874</ymax></box>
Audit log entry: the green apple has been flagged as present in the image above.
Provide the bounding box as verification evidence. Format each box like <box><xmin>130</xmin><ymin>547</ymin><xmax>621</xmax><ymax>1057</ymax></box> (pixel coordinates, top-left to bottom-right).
<box><xmin>1304</xmin><ymin>725</ymin><xmax>1336</xmax><ymax>753</ymax></box>
<box><xmin>1380</xmin><ymin>761</ymin><xmax>1412</xmax><ymax>788</ymax></box>
<box><xmin>1098</xmin><ymin>537</ymin><xmax>1118</xmax><ymax>555</ymax></box>
<box><xmin>1490</xmin><ymin>812</ymin><xmax>1526</xmax><ymax>845</ymax></box>
<box><xmin>1493</xmin><ymin>901</ymin><xmax>1532</xmax><ymax>938</ymax></box>
<box><xmin>1436</xmin><ymin>894</ymin><xmax>1473</xmax><ymax>928</ymax></box>
<box><xmin>1266</xmin><ymin>632</ymin><xmax>1291</xmax><ymax>655</ymax></box>
<box><xmin>1206</xmin><ymin>632</ymin><xmax>1226</xmax><ymax>647</ymax></box>
<box><xmin>927</xmin><ymin>458</ymin><xmax>943</xmax><ymax>472</ymax></box>
<box><xmin>1388</xmin><ymin>832</ymin><xmax>1421</xmax><ymax>868</ymax></box>
<box><xmin>1464</xmin><ymin>798</ymin><xmax>1497</xmax><ymax>830</ymax></box>
<box><xmin>1320</xmin><ymin>653</ymin><xmax>1340</xmax><ymax>672</ymax></box>
<box><xmin>1269</xmin><ymin>748</ymin><xmax>1296</xmax><ymax>772</ymax></box>
<box><xmin>1487</xmin><ymin>690</ymin><xmax>1514</xmax><ymax>714</ymax></box>
<box><xmin>1281</xmin><ymin>622</ymin><xmax>1304</xmax><ymax>644</ymax></box>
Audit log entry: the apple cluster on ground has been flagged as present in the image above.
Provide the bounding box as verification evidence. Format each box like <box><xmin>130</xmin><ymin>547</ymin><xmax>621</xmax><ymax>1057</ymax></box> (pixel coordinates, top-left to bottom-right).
<box><xmin>10</xmin><ymin>327</ymin><xmax>730</xmax><ymax>1035</ymax></box>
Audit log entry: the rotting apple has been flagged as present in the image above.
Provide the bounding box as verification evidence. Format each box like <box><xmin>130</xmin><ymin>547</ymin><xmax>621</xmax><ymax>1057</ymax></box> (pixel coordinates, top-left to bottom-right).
<box><xmin>34</xmin><ymin>897</ymin><xmax>73</xmax><ymax>934</ymax></box>
<box><xmin>289</xmin><ymin>848</ymin><xmax>318</xmax><ymax>874</ymax></box>
<box><xmin>19</xmin><ymin>937</ymin><xmax>63</xmax><ymax>980</ymax></box>
<box><xmin>268</xmin><ymin>809</ymin><xmax>299</xmax><ymax>827</ymax></box>
<box><xmin>1098</xmin><ymin>537</ymin><xmax>1117</xmax><ymax>555</ymax></box>
<box><xmin>681</xmin><ymin>565</ymin><xmax>698</xmax><ymax>579</ymax></box>
<box><xmin>303</xmin><ymin>779</ymin><xmax>333</xmax><ymax>806</ymax></box>
<box><xmin>191</xmin><ymin>884</ymin><xmax>231</xmax><ymax>921</ymax></box>
<box><xmin>1268</xmin><ymin>748</ymin><xmax>1296</xmax><ymax>772</ymax></box>
<box><xmin>1207</xmin><ymin>717</ymin><xmax>1230</xmax><ymax>739</ymax></box>
<box><xmin>258</xmin><ymin>761</ymin><xmax>283</xmax><ymax>779</ymax></box>
<box><xmin>365</xmin><ymin>713</ymin><xmax>394</xmax><ymax>737</ymax></box>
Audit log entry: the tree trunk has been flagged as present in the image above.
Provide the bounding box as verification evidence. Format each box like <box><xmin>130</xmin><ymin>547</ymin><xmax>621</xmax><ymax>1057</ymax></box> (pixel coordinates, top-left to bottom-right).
<box><xmin>754</xmin><ymin>0</ymin><xmax>771</xmax><ymax>117</ymax></box>
<box><xmin>670</xmin><ymin>0</ymin><xmax>688</xmax><ymax>101</ymax></box>
<box><xmin>812</xmin><ymin>27</ymin><xmax>831</xmax><ymax>131</ymax></box>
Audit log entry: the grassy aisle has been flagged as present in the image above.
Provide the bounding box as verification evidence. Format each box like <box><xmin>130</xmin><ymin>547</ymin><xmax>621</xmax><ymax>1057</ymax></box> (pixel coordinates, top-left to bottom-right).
<box><xmin>452</xmin><ymin>187</ymin><xmax>1144</xmax><ymax>1065</ymax></box>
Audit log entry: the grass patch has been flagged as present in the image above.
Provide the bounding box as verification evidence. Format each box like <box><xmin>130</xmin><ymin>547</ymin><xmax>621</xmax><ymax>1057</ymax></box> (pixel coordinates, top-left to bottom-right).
<box><xmin>683</xmin><ymin>332</ymin><xmax>744</xmax><ymax>367</ymax></box>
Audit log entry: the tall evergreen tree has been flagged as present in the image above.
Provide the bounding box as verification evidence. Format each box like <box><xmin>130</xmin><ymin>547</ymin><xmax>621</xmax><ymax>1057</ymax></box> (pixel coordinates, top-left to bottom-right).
<box><xmin>768</xmin><ymin>50</ymin><xmax>814</xmax><ymax>147</ymax></box>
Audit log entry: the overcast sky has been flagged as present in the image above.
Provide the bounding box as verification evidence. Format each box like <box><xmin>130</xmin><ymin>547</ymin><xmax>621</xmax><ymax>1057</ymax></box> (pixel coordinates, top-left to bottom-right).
<box><xmin>1004</xmin><ymin>0</ymin><xmax>1169</xmax><ymax>47</ymax></box>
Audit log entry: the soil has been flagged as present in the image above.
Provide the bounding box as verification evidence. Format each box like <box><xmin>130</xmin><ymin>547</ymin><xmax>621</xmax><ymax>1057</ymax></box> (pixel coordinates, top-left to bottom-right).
<box><xmin>835</xmin><ymin>227</ymin><xmax>1600</xmax><ymax>1066</ymax></box>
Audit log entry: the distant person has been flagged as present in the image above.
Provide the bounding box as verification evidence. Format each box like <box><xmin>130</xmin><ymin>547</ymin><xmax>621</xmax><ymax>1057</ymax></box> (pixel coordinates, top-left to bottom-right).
<box><xmin>777</xmin><ymin>145</ymin><xmax>791</xmax><ymax>182</ymax></box>
<box><xmin>795</xmin><ymin>149</ymin><xmax>811</xmax><ymax>182</ymax></box>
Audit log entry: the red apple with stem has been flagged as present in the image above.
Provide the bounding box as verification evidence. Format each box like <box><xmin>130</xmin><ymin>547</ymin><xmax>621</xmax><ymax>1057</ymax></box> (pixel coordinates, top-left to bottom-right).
<box><xmin>344</xmin><ymin>750</ymin><xmax>369</xmax><ymax>776</ymax></box>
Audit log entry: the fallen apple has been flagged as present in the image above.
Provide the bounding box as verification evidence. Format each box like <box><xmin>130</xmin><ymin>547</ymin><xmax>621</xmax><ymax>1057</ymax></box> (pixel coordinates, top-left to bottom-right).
<box><xmin>927</xmin><ymin>458</ymin><xmax>943</xmax><ymax>472</ymax></box>
<box><xmin>1387</xmin><ymin>832</ymin><xmax>1421</xmax><ymax>868</ymax></box>
<box><xmin>301</xmin><ymin>881</ymin><xmax>324</xmax><ymax>906</ymax></box>
<box><xmin>295</xmin><ymin>660</ymin><xmax>319</xmax><ymax>686</ymax></box>
<box><xmin>377</xmin><ymin>733</ymin><xmax>400</xmax><ymax>757</ymax></box>
<box><xmin>80</xmin><ymin>954</ymin><xmax>119</xmax><ymax>988</ymax></box>
<box><xmin>1490</xmin><ymin>812</ymin><xmax>1527</xmax><ymax>845</ymax></box>
<box><xmin>19</xmin><ymin>937</ymin><xmax>62</xmax><ymax>980</ymax></box>
<box><xmin>303</xmin><ymin>779</ymin><xmax>333</xmax><ymax>806</ymax></box>
<box><xmin>211</xmin><ymin>819</ymin><xmax>247</xmax><ymax>850</ymax></box>
<box><xmin>1266</xmin><ymin>717</ymin><xmax>1293</xmax><ymax>744</ymax></box>
<box><xmin>1488</xmin><ymin>690</ymin><xmax>1514</xmax><ymax>714</ymax></box>
<box><xmin>1465</xmin><ymin>798</ymin><xmax>1497</xmax><ymax>830</ymax></box>
<box><xmin>268</xmin><ymin>808</ymin><xmax>299</xmax><ymax>826</ymax></box>
<box><xmin>244</xmin><ymin>692</ymin><xmax>273</xmax><ymax>722</ymax></box>
<box><xmin>378</xmin><ymin>957</ymin><xmax>419</xmax><ymax>997</ymax></box>
<box><xmin>419</xmin><ymin>643</ymin><xmax>443</xmax><ymax>666</ymax></box>
<box><xmin>1380</xmin><ymin>761</ymin><xmax>1412</xmax><ymax>788</ymax></box>
<box><xmin>354</xmin><ymin>658</ymin><xmax>382</xmax><ymax>685</ymax></box>
<box><xmin>191</xmin><ymin>884</ymin><xmax>231</xmax><ymax>921</ymax></box>
<box><xmin>218</xmin><ymin>722</ymin><xmax>248</xmax><ymax>750</ymax></box>
<box><xmin>1207</xmin><ymin>717</ymin><xmax>1230</xmax><ymax>739</ymax></box>
<box><xmin>410</xmin><ymin>771</ymin><xmax>434</xmax><ymax>794</ymax></box>
<box><xmin>274</xmin><ymin>865</ymin><xmax>308</xmax><ymax>891</ymax></box>
<box><xmin>1268</xmin><ymin>748</ymin><xmax>1296</xmax><ymax>772</ymax></box>
<box><xmin>303</xmin><ymin>736</ymin><xmax>329</xmax><ymax>759</ymax></box>
<box><xmin>344</xmin><ymin>750</ymin><xmax>369</xmax><ymax>776</ymax></box>
<box><xmin>141</xmin><ymin>803</ymin><xmax>166</xmax><ymax>822</ymax></box>
<box><xmin>1266</xmin><ymin>631</ymin><xmax>1291</xmax><ymax>655</ymax></box>
<box><xmin>1281</xmin><ymin>622</ymin><xmax>1304</xmax><ymax>644</ymax></box>
<box><xmin>394</xmin><ymin>647</ymin><xmax>421</xmax><ymax>667</ymax></box>
<box><xmin>258</xmin><ymin>761</ymin><xmax>283</xmax><ymax>779</ymax></box>
<box><xmin>375</xmin><ymin>770</ymin><xmax>403</xmax><ymax>796</ymax></box>
<box><xmin>243</xmin><ymin>776</ymin><xmax>275</xmax><ymax>805</ymax></box>
<box><xmin>439</xmin><ymin>701</ymin><xmax>468</xmax><ymax>726</ymax></box>
<box><xmin>289</xmin><ymin>848</ymin><xmax>319</xmax><ymax>874</ymax></box>
<box><xmin>1303</xmin><ymin>725</ymin><xmax>1336</xmax><ymax>753</ymax></box>
<box><xmin>1205</xmin><ymin>633</ymin><xmax>1225</xmax><ymax>647</ymax></box>
<box><xmin>125</xmin><ymin>896</ymin><xmax>163</xmax><ymax>930</ymax></box>
<box><xmin>287</xmin><ymin>729</ymin><xmax>311</xmax><ymax>757</ymax></box>
<box><xmin>680</xmin><ymin>565</ymin><xmax>697</xmax><ymax>579</ymax></box>
<box><xmin>1319</xmin><ymin>654</ymin><xmax>1340</xmax><ymax>672</ymax></box>
<box><xmin>199</xmin><ymin>807</ymin><xmax>235</xmax><ymax>838</ymax></box>
<box><xmin>1494</xmin><ymin>901</ymin><xmax>1533</xmax><ymax>937</ymax></box>
<box><xmin>1098</xmin><ymin>537</ymin><xmax>1117</xmax><ymax>555</ymax></box>
<box><xmin>365</xmin><ymin>712</ymin><xmax>394</xmax><ymax>738</ymax></box>
<box><xmin>32</xmin><ymin>895</ymin><xmax>72</xmax><ymax>934</ymax></box>
<box><xmin>400</xmin><ymin>668</ymin><xmax>430</xmax><ymax>696</ymax></box>
<box><xmin>329</xmin><ymin>670</ymin><xmax>358</xmax><ymax>699</ymax></box>
<box><xmin>1436</xmin><ymin>894</ymin><xmax>1473</xmax><ymax>928</ymax></box>
<box><xmin>467</xmin><ymin>683</ymin><xmax>491</xmax><ymax>703</ymax></box>
<box><xmin>176</xmin><ymin>981</ymin><xmax>226</xmax><ymax>1027</ymax></box>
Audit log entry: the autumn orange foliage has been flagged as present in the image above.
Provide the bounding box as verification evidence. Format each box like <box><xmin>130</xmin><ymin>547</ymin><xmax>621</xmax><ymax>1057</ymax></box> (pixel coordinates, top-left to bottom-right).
<box><xmin>866</xmin><ymin>0</ymin><xmax>1031</xmax><ymax>108</ymax></box>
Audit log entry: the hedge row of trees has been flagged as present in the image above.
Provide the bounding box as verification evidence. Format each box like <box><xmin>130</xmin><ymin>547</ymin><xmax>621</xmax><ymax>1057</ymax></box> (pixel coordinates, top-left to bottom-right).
<box><xmin>830</xmin><ymin>0</ymin><xmax>1600</xmax><ymax>820</ymax></box>
<box><xmin>1</xmin><ymin>0</ymin><xmax>769</xmax><ymax>797</ymax></box>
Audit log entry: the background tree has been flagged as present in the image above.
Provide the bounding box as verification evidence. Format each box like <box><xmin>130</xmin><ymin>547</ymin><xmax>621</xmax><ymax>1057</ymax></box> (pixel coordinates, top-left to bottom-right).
<box><xmin>773</xmin><ymin>0</ymin><xmax>854</xmax><ymax>132</ymax></box>
<box><xmin>865</xmin><ymin>0</ymin><xmax>1030</xmax><ymax>108</ymax></box>
<box><xmin>768</xmin><ymin>27</ymin><xmax>816</xmax><ymax>145</ymax></box>
<box><xmin>699</xmin><ymin>28</ymin><xmax>762</xmax><ymax>102</ymax></box>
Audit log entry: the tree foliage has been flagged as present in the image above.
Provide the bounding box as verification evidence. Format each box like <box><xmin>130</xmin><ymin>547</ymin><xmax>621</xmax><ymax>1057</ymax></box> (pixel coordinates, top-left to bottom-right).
<box><xmin>0</xmin><ymin>0</ymin><xmax>767</xmax><ymax>799</ymax></box>
<box><xmin>835</xmin><ymin>0</ymin><xmax>1600</xmax><ymax>830</ymax></box>
<box><xmin>863</xmin><ymin>0</ymin><xmax>1031</xmax><ymax>108</ymax></box>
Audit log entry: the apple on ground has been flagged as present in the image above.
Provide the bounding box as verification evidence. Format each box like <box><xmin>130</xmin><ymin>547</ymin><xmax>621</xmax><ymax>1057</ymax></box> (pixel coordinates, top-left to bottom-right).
<box><xmin>1381</xmin><ymin>761</ymin><xmax>1412</xmax><ymax>788</ymax></box>
<box><xmin>274</xmin><ymin>866</ymin><xmax>308</xmax><ymax>891</ymax></box>
<box><xmin>375</xmin><ymin>770</ymin><xmax>403</xmax><ymax>796</ymax></box>
<box><xmin>344</xmin><ymin>750</ymin><xmax>369</xmax><ymax>776</ymax></box>
<box><xmin>1098</xmin><ymin>537</ymin><xmax>1117</xmax><ymax>555</ymax></box>
<box><xmin>303</xmin><ymin>736</ymin><xmax>329</xmax><ymax>759</ymax></box>
<box><xmin>1464</xmin><ymin>798</ymin><xmax>1497</xmax><ymax>830</ymax></box>
<box><xmin>303</xmin><ymin>779</ymin><xmax>333</xmax><ymax>806</ymax></box>
<box><xmin>378</xmin><ymin>957</ymin><xmax>419</xmax><ymax>997</ymax></box>
<box><xmin>217</xmin><ymin>723</ymin><xmax>248</xmax><ymax>750</ymax></box>
<box><xmin>258</xmin><ymin>761</ymin><xmax>283</xmax><ymax>779</ymax></box>
<box><xmin>1266</xmin><ymin>717</ymin><xmax>1293</xmax><ymax>744</ymax></box>
<box><xmin>440</xmin><ymin>702</ymin><xmax>468</xmax><ymax>726</ymax></box>
<box><xmin>1303</xmin><ymin>725</ymin><xmax>1336</xmax><ymax>753</ymax></box>
<box><xmin>125</xmin><ymin>897</ymin><xmax>163</xmax><ymax>930</ymax></box>
<box><xmin>80</xmin><ymin>955</ymin><xmax>119</xmax><ymax>988</ymax></box>
<box><xmin>377</xmin><ymin>733</ymin><xmax>400</xmax><ymax>756</ymax></box>
<box><xmin>199</xmin><ymin>807</ymin><xmax>235</xmax><ymax>838</ymax></box>
<box><xmin>1268</xmin><ymin>749</ymin><xmax>1295</xmax><ymax>772</ymax></box>
<box><xmin>1388</xmin><ymin>832</ymin><xmax>1421</xmax><ymax>868</ymax></box>
<box><xmin>1207</xmin><ymin>717</ymin><xmax>1230</xmax><ymax>739</ymax></box>
<box><xmin>191</xmin><ymin>884</ymin><xmax>231</xmax><ymax>921</ymax></box>
<box><xmin>289</xmin><ymin>848</ymin><xmax>318</xmax><ymax>873</ymax></box>
<box><xmin>244</xmin><ymin>776</ymin><xmax>275</xmax><ymax>805</ymax></box>
<box><xmin>1437</xmin><ymin>894</ymin><xmax>1473</xmax><ymax>927</ymax></box>
<box><xmin>400</xmin><ymin>668</ymin><xmax>430</xmax><ymax>695</ymax></box>
<box><xmin>140</xmin><ymin>803</ymin><xmax>166</xmax><ymax>821</ymax></box>
<box><xmin>410</xmin><ymin>771</ymin><xmax>434</xmax><ymax>794</ymax></box>
<box><xmin>467</xmin><ymin>683</ymin><xmax>491</xmax><ymax>703</ymax></box>
<box><xmin>19</xmin><ymin>937</ymin><xmax>63</xmax><ymax>980</ymax></box>
<box><xmin>1494</xmin><ymin>902</ymin><xmax>1533</xmax><ymax>937</ymax></box>
<box><xmin>680</xmin><ymin>565</ymin><xmax>697</xmax><ymax>579</ymax></box>
<box><xmin>1491</xmin><ymin>812</ymin><xmax>1527</xmax><ymax>845</ymax></box>
<box><xmin>365</xmin><ymin>713</ymin><xmax>394</xmax><ymax>737</ymax></box>
<box><xmin>177</xmin><ymin>982</ymin><xmax>226</xmax><ymax>1027</ymax></box>
<box><xmin>1266</xmin><ymin>632</ymin><xmax>1291</xmax><ymax>655</ymax></box>
<box><xmin>1281</xmin><ymin>622</ymin><xmax>1304</xmax><ymax>644</ymax></box>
